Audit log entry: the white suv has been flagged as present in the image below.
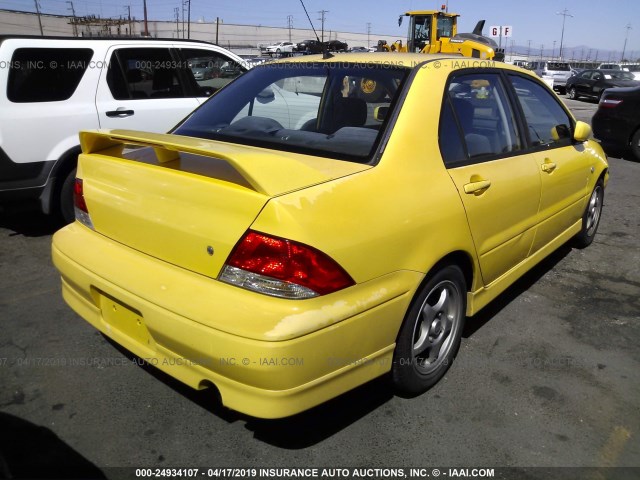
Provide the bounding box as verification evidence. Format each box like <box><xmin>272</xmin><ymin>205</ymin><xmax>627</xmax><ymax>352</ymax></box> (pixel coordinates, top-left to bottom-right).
<box><xmin>0</xmin><ymin>36</ymin><xmax>246</xmax><ymax>222</ymax></box>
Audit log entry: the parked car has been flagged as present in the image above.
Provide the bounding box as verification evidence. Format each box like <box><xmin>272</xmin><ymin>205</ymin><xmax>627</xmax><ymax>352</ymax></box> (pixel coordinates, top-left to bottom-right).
<box><xmin>265</xmin><ymin>41</ymin><xmax>295</xmax><ymax>57</ymax></box>
<box><xmin>0</xmin><ymin>36</ymin><xmax>246</xmax><ymax>223</ymax></box>
<box><xmin>566</xmin><ymin>69</ymin><xmax>640</xmax><ymax>101</ymax></box>
<box><xmin>349</xmin><ymin>46</ymin><xmax>369</xmax><ymax>53</ymax></box>
<box><xmin>189</xmin><ymin>57</ymin><xmax>216</xmax><ymax>80</ymax></box>
<box><xmin>294</xmin><ymin>39</ymin><xmax>323</xmax><ymax>54</ymax></box>
<box><xmin>625</xmin><ymin>64</ymin><xmax>640</xmax><ymax>80</ymax></box>
<box><xmin>528</xmin><ymin>61</ymin><xmax>572</xmax><ymax>94</ymax></box>
<box><xmin>592</xmin><ymin>86</ymin><xmax>640</xmax><ymax>160</ymax></box>
<box><xmin>53</xmin><ymin>54</ymin><xmax>608</xmax><ymax>419</ymax></box>
<box><xmin>597</xmin><ymin>63</ymin><xmax>627</xmax><ymax>70</ymax></box>
<box><xmin>324</xmin><ymin>40</ymin><xmax>348</xmax><ymax>52</ymax></box>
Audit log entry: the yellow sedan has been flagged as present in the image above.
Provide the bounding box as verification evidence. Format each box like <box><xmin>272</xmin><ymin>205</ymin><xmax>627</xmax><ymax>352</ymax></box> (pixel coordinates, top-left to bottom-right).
<box><xmin>52</xmin><ymin>53</ymin><xmax>608</xmax><ymax>418</ymax></box>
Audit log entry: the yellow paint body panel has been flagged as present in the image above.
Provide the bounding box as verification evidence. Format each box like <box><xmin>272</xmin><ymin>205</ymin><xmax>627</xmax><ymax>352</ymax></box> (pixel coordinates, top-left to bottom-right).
<box><xmin>52</xmin><ymin>57</ymin><xmax>609</xmax><ymax>418</ymax></box>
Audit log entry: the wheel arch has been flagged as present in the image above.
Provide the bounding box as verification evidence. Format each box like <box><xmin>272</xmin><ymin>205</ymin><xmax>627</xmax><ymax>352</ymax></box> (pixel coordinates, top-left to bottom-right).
<box><xmin>410</xmin><ymin>249</ymin><xmax>476</xmax><ymax>308</ymax></box>
<box><xmin>40</xmin><ymin>145</ymin><xmax>80</xmax><ymax>214</ymax></box>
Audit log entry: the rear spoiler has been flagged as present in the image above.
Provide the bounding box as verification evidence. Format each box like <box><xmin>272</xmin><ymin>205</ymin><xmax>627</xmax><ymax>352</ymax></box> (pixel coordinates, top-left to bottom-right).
<box><xmin>79</xmin><ymin>129</ymin><xmax>367</xmax><ymax>196</ymax></box>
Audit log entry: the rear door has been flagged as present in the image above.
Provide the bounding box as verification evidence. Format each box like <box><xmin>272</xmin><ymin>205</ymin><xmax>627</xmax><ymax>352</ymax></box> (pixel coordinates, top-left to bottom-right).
<box><xmin>441</xmin><ymin>71</ymin><xmax>541</xmax><ymax>286</ymax></box>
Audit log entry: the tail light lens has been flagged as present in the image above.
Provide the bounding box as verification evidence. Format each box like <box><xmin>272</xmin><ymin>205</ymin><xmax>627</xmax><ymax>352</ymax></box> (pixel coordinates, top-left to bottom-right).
<box><xmin>599</xmin><ymin>98</ymin><xmax>623</xmax><ymax>108</ymax></box>
<box><xmin>73</xmin><ymin>178</ymin><xmax>94</xmax><ymax>229</ymax></box>
<box><xmin>219</xmin><ymin>230</ymin><xmax>355</xmax><ymax>299</ymax></box>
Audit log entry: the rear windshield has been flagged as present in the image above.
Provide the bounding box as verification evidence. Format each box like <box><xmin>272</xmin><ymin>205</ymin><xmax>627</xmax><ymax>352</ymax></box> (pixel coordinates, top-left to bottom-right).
<box><xmin>547</xmin><ymin>63</ymin><xmax>570</xmax><ymax>71</ymax></box>
<box><xmin>173</xmin><ymin>63</ymin><xmax>410</xmax><ymax>162</ymax></box>
<box><xmin>607</xmin><ymin>71</ymin><xmax>636</xmax><ymax>80</ymax></box>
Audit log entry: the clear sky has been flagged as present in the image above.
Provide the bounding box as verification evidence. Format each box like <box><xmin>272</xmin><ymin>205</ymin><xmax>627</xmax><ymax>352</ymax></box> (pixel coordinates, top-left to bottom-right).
<box><xmin>1</xmin><ymin>0</ymin><xmax>638</xmax><ymax>58</ymax></box>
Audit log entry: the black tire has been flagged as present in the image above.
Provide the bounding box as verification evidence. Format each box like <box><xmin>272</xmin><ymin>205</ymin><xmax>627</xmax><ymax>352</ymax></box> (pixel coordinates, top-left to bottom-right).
<box><xmin>392</xmin><ymin>264</ymin><xmax>467</xmax><ymax>396</ymax></box>
<box><xmin>631</xmin><ymin>129</ymin><xmax>640</xmax><ymax>162</ymax></box>
<box><xmin>573</xmin><ymin>179</ymin><xmax>604</xmax><ymax>249</ymax></box>
<box><xmin>568</xmin><ymin>87</ymin><xmax>579</xmax><ymax>100</ymax></box>
<box><xmin>58</xmin><ymin>168</ymin><xmax>77</xmax><ymax>225</ymax></box>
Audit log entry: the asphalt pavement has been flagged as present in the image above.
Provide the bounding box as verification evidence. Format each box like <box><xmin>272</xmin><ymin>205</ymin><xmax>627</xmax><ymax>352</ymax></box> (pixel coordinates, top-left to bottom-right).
<box><xmin>1</xmin><ymin>98</ymin><xmax>639</xmax><ymax>479</ymax></box>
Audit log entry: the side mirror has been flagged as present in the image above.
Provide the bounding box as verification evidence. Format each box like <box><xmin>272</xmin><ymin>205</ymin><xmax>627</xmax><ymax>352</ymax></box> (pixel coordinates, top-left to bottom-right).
<box><xmin>374</xmin><ymin>106</ymin><xmax>389</xmax><ymax>122</ymax></box>
<box><xmin>550</xmin><ymin>124</ymin><xmax>571</xmax><ymax>141</ymax></box>
<box><xmin>199</xmin><ymin>86</ymin><xmax>217</xmax><ymax>97</ymax></box>
<box><xmin>257</xmin><ymin>87</ymin><xmax>275</xmax><ymax>103</ymax></box>
<box><xmin>573</xmin><ymin>121</ymin><xmax>592</xmax><ymax>142</ymax></box>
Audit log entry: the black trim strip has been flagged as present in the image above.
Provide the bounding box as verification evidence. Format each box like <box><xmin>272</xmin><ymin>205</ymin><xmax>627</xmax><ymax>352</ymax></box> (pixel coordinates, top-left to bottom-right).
<box><xmin>0</xmin><ymin>147</ymin><xmax>54</xmax><ymax>190</ymax></box>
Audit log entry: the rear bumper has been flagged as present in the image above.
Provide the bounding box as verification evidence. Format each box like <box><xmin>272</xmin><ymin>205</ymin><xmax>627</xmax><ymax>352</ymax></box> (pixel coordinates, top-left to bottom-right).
<box><xmin>52</xmin><ymin>223</ymin><xmax>419</xmax><ymax>418</ymax></box>
<box><xmin>592</xmin><ymin>114</ymin><xmax>633</xmax><ymax>147</ymax></box>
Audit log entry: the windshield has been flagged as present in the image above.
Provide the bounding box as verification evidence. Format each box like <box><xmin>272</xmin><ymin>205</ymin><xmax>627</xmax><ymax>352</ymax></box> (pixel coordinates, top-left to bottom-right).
<box><xmin>173</xmin><ymin>63</ymin><xmax>410</xmax><ymax>162</ymax></box>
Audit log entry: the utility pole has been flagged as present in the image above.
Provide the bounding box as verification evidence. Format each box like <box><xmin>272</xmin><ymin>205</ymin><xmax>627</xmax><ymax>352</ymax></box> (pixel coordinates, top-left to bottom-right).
<box><xmin>143</xmin><ymin>0</ymin><xmax>149</xmax><ymax>36</ymax></box>
<box><xmin>287</xmin><ymin>15</ymin><xmax>293</xmax><ymax>42</ymax></box>
<box><xmin>67</xmin><ymin>1</ymin><xmax>78</xmax><ymax>36</ymax></box>
<box><xmin>187</xmin><ymin>0</ymin><xmax>191</xmax><ymax>39</ymax></box>
<box><xmin>540</xmin><ymin>44</ymin><xmax>544</xmax><ymax>61</ymax></box>
<box><xmin>527</xmin><ymin>39</ymin><xmax>531</xmax><ymax>58</ymax></box>
<box><xmin>181</xmin><ymin>0</ymin><xmax>186</xmax><ymax>38</ymax></box>
<box><xmin>124</xmin><ymin>5</ymin><xmax>131</xmax><ymax>35</ymax></box>
<box><xmin>174</xmin><ymin>7</ymin><xmax>179</xmax><ymax>38</ymax></box>
<box><xmin>317</xmin><ymin>10</ymin><xmax>328</xmax><ymax>43</ymax></box>
<box><xmin>34</xmin><ymin>0</ymin><xmax>43</xmax><ymax>35</ymax></box>
<box><xmin>216</xmin><ymin>17</ymin><xmax>220</xmax><ymax>44</ymax></box>
<box><xmin>621</xmin><ymin>23</ymin><xmax>632</xmax><ymax>62</ymax></box>
<box><xmin>552</xmin><ymin>40</ymin><xmax>556</xmax><ymax>59</ymax></box>
<box><xmin>556</xmin><ymin>8</ymin><xmax>573</xmax><ymax>59</ymax></box>
<box><xmin>366</xmin><ymin>22</ymin><xmax>371</xmax><ymax>48</ymax></box>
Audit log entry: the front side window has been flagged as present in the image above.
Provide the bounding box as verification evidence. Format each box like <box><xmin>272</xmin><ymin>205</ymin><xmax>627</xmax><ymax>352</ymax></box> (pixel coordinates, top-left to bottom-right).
<box><xmin>174</xmin><ymin>63</ymin><xmax>410</xmax><ymax>162</ymax></box>
<box><xmin>7</xmin><ymin>48</ymin><xmax>93</xmax><ymax>103</ymax></box>
<box><xmin>509</xmin><ymin>74</ymin><xmax>573</xmax><ymax>148</ymax></box>
<box><xmin>180</xmin><ymin>48</ymin><xmax>245</xmax><ymax>95</ymax></box>
<box><xmin>107</xmin><ymin>48</ymin><xmax>187</xmax><ymax>100</ymax></box>
<box><xmin>444</xmin><ymin>72</ymin><xmax>522</xmax><ymax>161</ymax></box>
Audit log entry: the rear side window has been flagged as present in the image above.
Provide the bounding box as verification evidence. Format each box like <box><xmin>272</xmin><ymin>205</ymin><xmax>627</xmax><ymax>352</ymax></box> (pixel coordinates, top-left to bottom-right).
<box><xmin>443</xmin><ymin>72</ymin><xmax>522</xmax><ymax>162</ymax></box>
<box><xmin>7</xmin><ymin>48</ymin><xmax>93</xmax><ymax>103</ymax></box>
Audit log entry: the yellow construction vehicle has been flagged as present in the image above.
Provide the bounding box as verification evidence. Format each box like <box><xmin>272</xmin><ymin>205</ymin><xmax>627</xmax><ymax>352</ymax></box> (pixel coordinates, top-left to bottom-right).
<box><xmin>377</xmin><ymin>9</ymin><xmax>505</xmax><ymax>61</ymax></box>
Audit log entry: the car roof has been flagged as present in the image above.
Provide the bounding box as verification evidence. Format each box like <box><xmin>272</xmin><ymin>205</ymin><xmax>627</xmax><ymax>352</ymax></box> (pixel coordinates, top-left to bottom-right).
<box><xmin>0</xmin><ymin>35</ymin><xmax>220</xmax><ymax>46</ymax></box>
<box><xmin>268</xmin><ymin>53</ymin><xmax>539</xmax><ymax>76</ymax></box>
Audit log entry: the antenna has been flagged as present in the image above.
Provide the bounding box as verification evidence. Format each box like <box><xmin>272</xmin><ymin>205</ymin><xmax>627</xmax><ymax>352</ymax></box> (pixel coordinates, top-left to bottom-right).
<box><xmin>299</xmin><ymin>0</ymin><xmax>333</xmax><ymax>59</ymax></box>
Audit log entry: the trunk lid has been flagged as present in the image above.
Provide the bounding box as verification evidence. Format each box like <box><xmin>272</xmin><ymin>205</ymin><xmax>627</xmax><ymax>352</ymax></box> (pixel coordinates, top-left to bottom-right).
<box><xmin>78</xmin><ymin>129</ymin><xmax>369</xmax><ymax>278</ymax></box>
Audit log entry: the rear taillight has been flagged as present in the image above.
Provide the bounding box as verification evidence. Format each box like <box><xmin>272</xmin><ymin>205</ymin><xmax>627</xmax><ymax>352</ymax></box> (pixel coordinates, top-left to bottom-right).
<box><xmin>599</xmin><ymin>98</ymin><xmax>623</xmax><ymax>108</ymax></box>
<box><xmin>219</xmin><ymin>230</ymin><xmax>355</xmax><ymax>299</ymax></box>
<box><xmin>73</xmin><ymin>178</ymin><xmax>94</xmax><ymax>229</ymax></box>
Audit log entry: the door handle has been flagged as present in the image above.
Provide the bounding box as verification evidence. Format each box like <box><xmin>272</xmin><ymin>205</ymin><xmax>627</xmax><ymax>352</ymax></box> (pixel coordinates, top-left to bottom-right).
<box><xmin>463</xmin><ymin>180</ymin><xmax>491</xmax><ymax>194</ymax></box>
<box><xmin>105</xmin><ymin>109</ymin><xmax>135</xmax><ymax>118</ymax></box>
<box><xmin>541</xmin><ymin>162</ymin><xmax>557</xmax><ymax>173</ymax></box>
